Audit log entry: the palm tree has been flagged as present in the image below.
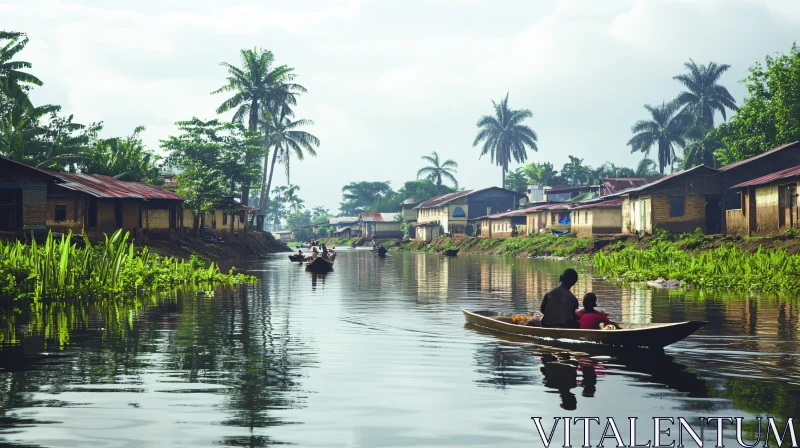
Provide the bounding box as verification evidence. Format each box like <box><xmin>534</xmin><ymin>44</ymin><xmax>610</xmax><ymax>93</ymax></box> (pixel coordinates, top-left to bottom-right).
<box><xmin>258</xmin><ymin>106</ymin><xmax>319</xmax><ymax>224</ymax></box>
<box><xmin>212</xmin><ymin>48</ymin><xmax>305</xmax><ymax>206</ymax></box>
<box><xmin>0</xmin><ymin>32</ymin><xmax>43</xmax><ymax>112</ymax></box>
<box><xmin>416</xmin><ymin>151</ymin><xmax>458</xmax><ymax>187</ymax></box>
<box><xmin>674</xmin><ymin>60</ymin><xmax>738</xmax><ymax>131</ymax></box>
<box><xmin>523</xmin><ymin>162</ymin><xmax>559</xmax><ymax>186</ymax></box>
<box><xmin>628</xmin><ymin>101</ymin><xmax>688</xmax><ymax>175</ymax></box>
<box><xmin>635</xmin><ymin>158</ymin><xmax>658</xmax><ymax>177</ymax></box>
<box><xmin>504</xmin><ymin>167</ymin><xmax>527</xmax><ymax>193</ymax></box>
<box><xmin>473</xmin><ymin>93</ymin><xmax>538</xmax><ymax>187</ymax></box>
<box><xmin>561</xmin><ymin>155</ymin><xmax>592</xmax><ymax>186</ymax></box>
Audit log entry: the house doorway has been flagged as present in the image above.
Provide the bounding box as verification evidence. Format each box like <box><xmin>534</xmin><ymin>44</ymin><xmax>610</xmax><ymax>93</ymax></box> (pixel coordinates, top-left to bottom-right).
<box><xmin>705</xmin><ymin>197</ymin><xmax>722</xmax><ymax>234</ymax></box>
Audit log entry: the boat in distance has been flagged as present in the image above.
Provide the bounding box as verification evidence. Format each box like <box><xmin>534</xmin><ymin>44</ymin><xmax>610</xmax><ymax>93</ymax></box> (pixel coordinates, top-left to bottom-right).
<box><xmin>462</xmin><ymin>309</ymin><xmax>705</xmax><ymax>349</ymax></box>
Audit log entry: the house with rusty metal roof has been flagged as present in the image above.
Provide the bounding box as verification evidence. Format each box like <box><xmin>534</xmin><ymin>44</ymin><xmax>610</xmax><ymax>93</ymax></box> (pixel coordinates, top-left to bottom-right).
<box><xmin>359</xmin><ymin>212</ymin><xmax>402</xmax><ymax>239</ymax></box>
<box><xmin>414</xmin><ymin>187</ymin><xmax>526</xmax><ymax>241</ymax></box>
<box><xmin>570</xmin><ymin>197</ymin><xmax>624</xmax><ymax>237</ymax></box>
<box><xmin>475</xmin><ymin>208</ymin><xmax>530</xmax><ymax>238</ymax></box>
<box><xmin>0</xmin><ymin>156</ymin><xmax>184</xmax><ymax>240</ymax></box>
<box><xmin>726</xmin><ymin>164</ymin><xmax>800</xmax><ymax>236</ymax></box>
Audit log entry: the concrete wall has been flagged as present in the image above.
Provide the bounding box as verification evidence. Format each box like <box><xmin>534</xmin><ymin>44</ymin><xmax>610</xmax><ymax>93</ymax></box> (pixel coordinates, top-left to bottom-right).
<box><xmin>415</xmin><ymin>225</ymin><xmax>441</xmax><ymax>242</ymax></box>
<box><xmin>621</xmin><ymin>198</ymin><xmax>631</xmax><ymax>234</ymax></box>
<box><xmin>417</xmin><ymin>201</ymin><xmax>468</xmax><ymax>234</ymax></box>
<box><xmin>374</xmin><ymin>221</ymin><xmax>403</xmax><ymax>238</ymax></box>
<box><xmin>401</xmin><ymin>205</ymin><xmax>418</xmax><ymax>222</ymax></box>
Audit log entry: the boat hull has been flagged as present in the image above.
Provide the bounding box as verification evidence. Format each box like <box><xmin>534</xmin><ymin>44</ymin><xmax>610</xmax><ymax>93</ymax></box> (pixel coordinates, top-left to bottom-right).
<box><xmin>288</xmin><ymin>255</ymin><xmax>307</xmax><ymax>262</ymax></box>
<box><xmin>304</xmin><ymin>257</ymin><xmax>334</xmax><ymax>273</ymax></box>
<box><xmin>443</xmin><ymin>249</ymin><xmax>459</xmax><ymax>256</ymax></box>
<box><xmin>462</xmin><ymin>309</ymin><xmax>704</xmax><ymax>349</ymax></box>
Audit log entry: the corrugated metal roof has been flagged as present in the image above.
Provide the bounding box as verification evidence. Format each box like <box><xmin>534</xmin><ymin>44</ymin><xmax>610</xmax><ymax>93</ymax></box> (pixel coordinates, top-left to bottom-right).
<box><xmin>476</xmin><ymin>208</ymin><xmax>530</xmax><ymax>220</ymax></box>
<box><xmin>571</xmin><ymin>197</ymin><xmax>623</xmax><ymax>210</ymax></box>
<box><xmin>49</xmin><ymin>171</ymin><xmax>183</xmax><ymax>200</ymax></box>
<box><xmin>415</xmin><ymin>189</ymin><xmax>477</xmax><ymax>208</ymax></box>
<box><xmin>600</xmin><ymin>165</ymin><xmax>718</xmax><ymax>198</ymax></box>
<box><xmin>548</xmin><ymin>184</ymin><xmax>598</xmax><ymax>193</ymax></box>
<box><xmin>359</xmin><ymin>212</ymin><xmax>399</xmax><ymax>222</ymax></box>
<box><xmin>600</xmin><ymin>178</ymin><xmax>648</xmax><ymax>195</ymax></box>
<box><xmin>401</xmin><ymin>196</ymin><xmax>418</xmax><ymax>205</ymax></box>
<box><xmin>525</xmin><ymin>202</ymin><xmax>573</xmax><ymax>213</ymax></box>
<box><xmin>329</xmin><ymin>216</ymin><xmax>359</xmax><ymax>225</ymax></box>
<box><xmin>719</xmin><ymin>141</ymin><xmax>800</xmax><ymax>171</ymax></box>
<box><xmin>731</xmin><ymin>165</ymin><xmax>800</xmax><ymax>188</ymax></box>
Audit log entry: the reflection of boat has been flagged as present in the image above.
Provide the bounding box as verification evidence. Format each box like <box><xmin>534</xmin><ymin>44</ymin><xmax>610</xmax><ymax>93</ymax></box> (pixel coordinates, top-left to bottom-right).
<box><xmin>462</xmin><ymin>309</ymin><xmax>705</xmax><ymax>349</ymax></box>
<box><xmin>288</xmin><ymin>254</ymin><xmax>308</xmax><ymax>262</ymax></box>
<box><xmin>305</xmin><ymin>256</ymin><xmax>334</xmax><ymax>273</ymax></box>
<box><xmin>443</xmin><ymin>249</ymin><xmax>459</xmax><ymax>256</ymax></box>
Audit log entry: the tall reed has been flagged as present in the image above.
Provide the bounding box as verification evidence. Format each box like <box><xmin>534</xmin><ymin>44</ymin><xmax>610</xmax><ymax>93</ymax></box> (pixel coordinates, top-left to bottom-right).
<box><xmin>0</xmin><ymin>230</ymin><xmax>253</xmax><ymax>302</ymax></box>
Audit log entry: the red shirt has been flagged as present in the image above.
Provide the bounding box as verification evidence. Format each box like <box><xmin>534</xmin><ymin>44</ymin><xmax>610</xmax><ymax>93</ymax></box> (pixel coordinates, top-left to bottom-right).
<box><xmin>575</xmin><ymin>309</ymin><xmax>612</xmax><ymax>329</ymax></box>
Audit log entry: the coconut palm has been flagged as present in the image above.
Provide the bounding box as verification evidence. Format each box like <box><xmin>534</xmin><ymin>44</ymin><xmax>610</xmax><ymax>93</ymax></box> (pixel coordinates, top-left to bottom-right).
<box><xmin>212</xmin><ymin>48</ymin><xmax>305</xmax><ymax>206</ymax></box>
<box><xmin>674</xmin><ymin>60</ymin><xmax>738</xmax><ymax>131</ymax></box>
<box><xmin>523</xmin><ymin>162</ymin><xmax>559</xmax><ymax>186</ymax></box>
<box><xmin>628</xmin><ymin>101</ymin><xmax>689</xmax><ymax>175</ymax></box>
<box><xmin>503</xmin><ymin>167</ymin><xmax>527</xmax><ymax>193</ymax></box>
<box><xmin>561</xmin><ymin>156</ymin><xmax>593</xmax><ymax>186</ymax></box>
<box><xmin>258</xmin><ymin>106</ymin><xmax>319</xmax><ymax>222</ymax></box>
<box><xmin>0</xmin><ymin>32</ymin><xmax>42</xmax><ymax>112</ymax></box>
<box><xmin>416</xmin><ymin>151</ymin><xmax>458</xmax><ymax>187</ymax></box>
<box><xmin>635</xmin><ymin>158</ymin><xmax>658</xmax><ymax>177</ymax></box>
<box><xmin>473</xmin><ymin>93</ymin><xmax>538</xmax><ymax>187</ymax></box>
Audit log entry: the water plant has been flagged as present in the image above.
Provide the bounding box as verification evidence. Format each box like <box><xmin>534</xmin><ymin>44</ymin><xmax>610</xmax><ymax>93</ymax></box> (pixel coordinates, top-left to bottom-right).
<box><xmin>0</xmin><ymin>230</ymin><xmax>255</xmax><ymax>302</ymax></box>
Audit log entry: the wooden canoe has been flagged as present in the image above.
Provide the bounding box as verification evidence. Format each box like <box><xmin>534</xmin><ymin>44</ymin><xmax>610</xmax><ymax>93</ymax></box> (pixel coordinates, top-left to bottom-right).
<box><xmin>288</xmin><ymin>254</ymin><xmax>308</xmax><ymax>262</ymax></box>
<box><xmin>443</xmin><ymin>249</ymin><xmax>459</xmax><ymax>256</ymax></box>
<box><xmin>462</xmin><ymin>309</ymin><xmax>705</xmax><ymax>349</ymax></box>
<box><xmin>304</xmin><ymin>256</ymin><xmax>334</xmax><ymax>273</ymax></box>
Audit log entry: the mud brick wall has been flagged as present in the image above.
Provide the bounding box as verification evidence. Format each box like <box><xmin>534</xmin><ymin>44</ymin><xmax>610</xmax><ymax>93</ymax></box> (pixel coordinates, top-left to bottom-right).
<box><xmin>46</xmin><ymin>198</ymin><xmax>84</xmax><ymax>233</ymax></box>
<box><xmin>651</xmin><ymin>193</ymin><xmax>706</xmax><ymax>234</ymax></box>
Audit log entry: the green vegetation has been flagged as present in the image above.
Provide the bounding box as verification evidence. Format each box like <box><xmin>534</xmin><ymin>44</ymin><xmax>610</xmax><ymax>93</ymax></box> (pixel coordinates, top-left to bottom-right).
<box><xmin>417</xmin><ymin>151</ymin><xmax>458</xmax><ymax>188</ymax></box>
<box><xmin>398</xmin><ymin>234</ymin><xmax>593</xmax><ymax>258</ymax></box>
<box><xmin>593</xmin><ymin>231</ymin><xmax>800</xmax><ymax>292</ymax></box>
<box><xmin>338</xmin><ymin>179</ymin><xmax>454</xmax><ymax>216</ymax></box>
<box><xmin>0</xmin><ymin>230</ymin><xmax>254</xmax><ymax>302</ymax></box>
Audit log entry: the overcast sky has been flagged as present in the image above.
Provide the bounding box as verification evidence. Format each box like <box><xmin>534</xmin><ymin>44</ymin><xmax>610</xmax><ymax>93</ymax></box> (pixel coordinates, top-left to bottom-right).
<box><xmin>4</xmin><ymin>0</ymin><xmax>800</xmax><ymax>213</ymax></box>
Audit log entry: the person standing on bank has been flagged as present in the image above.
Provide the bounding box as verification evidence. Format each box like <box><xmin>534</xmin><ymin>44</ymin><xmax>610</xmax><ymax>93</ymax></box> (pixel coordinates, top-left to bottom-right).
<box><xmin>540</xmin><ymin>269</ymin><xmax>580</xmax><ymax>328</ymax></box>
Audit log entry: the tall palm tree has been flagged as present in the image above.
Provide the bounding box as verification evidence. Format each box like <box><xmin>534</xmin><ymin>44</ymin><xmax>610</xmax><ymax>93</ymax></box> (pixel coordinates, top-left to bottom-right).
<box><xmin>635</xmin><ymin>158</ymin><xmax>658</xmax><ymax>177</ymax></box>
<box><xmin>258</xmin><ymin>106</ymin><xmax>319</xmax><ymax>224</ymax></box>
<box><xmin>628</xmin><ymin>101</ymin><xmax>688</xmax><ymax>175</ymax></box>
<box><xmin>473</xmin><ymin>93</ymin><xmax>538</xmax><ymax>187</ymax></box>
<box><xmin>416</xmin><ymin>151</ymin><xmax>458</xmax><ymax>187</ymax></box>
<box><xmin>504</xmin><ymin>167</ymin><xmax>527</xmax><ymax>193</ymax></box>
<box><xmin>212</xmin><ymin>48</ymin><xmax>305</xmax><ymax>206</ymax></box>
<box><xmin>0</xmin><ymin>33</ymin><xmax>42</xmax><ymax>112</ymax></box>
<box><xmin>561</xmin><ymin>155</ymin><xmax>592</xmax><ymax>186</ymax></box>
<box><xmin>674</xmin><ymin>59</ymin><xmax>738</xmax><ymax>131</ymax></box>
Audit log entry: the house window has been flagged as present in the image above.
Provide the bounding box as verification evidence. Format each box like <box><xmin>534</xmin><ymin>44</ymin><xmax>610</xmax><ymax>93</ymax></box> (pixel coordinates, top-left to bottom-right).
<box><xmin>669</xmin><ymin>196</ymin><xmax>685</xmax><ymax>217</ymax></box>
<box><xmin>54</xmin><ymin>204</ymin><xmax>67</xmax><ymax>222</ymax></box>
<box><xmin>223</xmin><ymin>213</ymin><xmax>228</xmax><ymax>225</ymax></box>
<box><xmin>452</xmin><ymin>207</ymin><xmax>466</xmax><ymax>218</ymax></box>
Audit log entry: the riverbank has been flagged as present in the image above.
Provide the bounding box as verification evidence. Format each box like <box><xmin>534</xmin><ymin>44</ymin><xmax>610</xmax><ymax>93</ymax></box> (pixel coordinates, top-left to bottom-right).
<box><xmin>391</xmin><ymin>231</ymin><xmax>800</xmax><ymax>293</ymax></box>
<box><xmin>143</xmin><ymin>231</ymin><xmax>292</xmax><ymax>261</ymax></box>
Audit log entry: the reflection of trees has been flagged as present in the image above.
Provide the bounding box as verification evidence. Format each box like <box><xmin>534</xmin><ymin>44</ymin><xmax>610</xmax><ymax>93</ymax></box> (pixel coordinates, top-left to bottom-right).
<box><xmin>472</xmin><ymin>341</ymin><xmax>540</xmax><ymax>388</ymax></box>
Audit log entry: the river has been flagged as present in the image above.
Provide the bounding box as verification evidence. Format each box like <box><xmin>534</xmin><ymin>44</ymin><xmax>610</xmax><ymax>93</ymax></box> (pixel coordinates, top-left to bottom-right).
<box><xmin>0</xmin><ymin>248</ymin><xmax>798</xmax><ymax>447</ymax></box>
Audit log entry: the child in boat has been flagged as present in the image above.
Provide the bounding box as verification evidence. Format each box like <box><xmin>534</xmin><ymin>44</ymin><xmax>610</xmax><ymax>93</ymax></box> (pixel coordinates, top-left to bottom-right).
<box><xmin>575</xmin><ymin>293</ymin><xmax>613</xmax><ymax>330</ymax></box>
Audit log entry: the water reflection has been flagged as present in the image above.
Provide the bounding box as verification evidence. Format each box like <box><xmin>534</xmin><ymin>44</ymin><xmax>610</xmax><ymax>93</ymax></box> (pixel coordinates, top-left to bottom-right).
<box><xmin>0</xmin><ymin>251</ymin><xmax>798</xmax><ymax>447</ymax></box>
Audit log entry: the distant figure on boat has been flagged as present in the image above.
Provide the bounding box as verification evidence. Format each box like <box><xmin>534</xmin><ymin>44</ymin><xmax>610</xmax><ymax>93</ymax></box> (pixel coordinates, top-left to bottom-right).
<box><xmin>312</xmin><ymin>247</ymin><xmax>319</xmax><ymax>259</ymax></box>
<box><xmin>320</xmin><ymin>244</ymin><xmax>334</xmax><ymax>261</ymax></box>
<box><xmin>575</xmin><ymin>293</ymin><xmax>613</xmax><ymax>330</ymax></box>
<box><xmin>540</xmin><ymin>268</ymin><xmax>580</xmax><ymax>328</ymax></box>
<box><xmin>298</xmin><ymin>249</ymin><xmax>304</xmax><ymax>257</ymax></box>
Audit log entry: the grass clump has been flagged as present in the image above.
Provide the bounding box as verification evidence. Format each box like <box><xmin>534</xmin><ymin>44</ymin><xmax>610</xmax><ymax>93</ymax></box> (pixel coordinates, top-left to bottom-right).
<box><xmin>0</xmin><ymin>230</ymin><xmax>255</xmax><ymax>302</ymax></box>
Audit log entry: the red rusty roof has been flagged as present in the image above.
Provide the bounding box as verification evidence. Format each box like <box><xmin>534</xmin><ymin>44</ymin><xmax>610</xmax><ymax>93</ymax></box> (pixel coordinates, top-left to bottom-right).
<box><xmin>49</xmin><ymin>171</ymin><xmax>183</xmax><ymax>200</ymax></box>
<box><xmin>719</xmin><ymin>141</ymin><xmax>800</xmax><ymax>171</ymax></box>
<box><xmin>731</xmin><ymin>165</ymin><xmax>800</xmax><ymax>188</ymax></box>
<box><xmin>359</xmin><ymin>212</ymin><xmax>399</xmax><ymax>222</ymax></box>
<box><xmin>415</xmin><ymin>189</ymin><xmax>477</xmax><ymax>208</ymax></box>
<box><xmin>475</xmin><ymin>208</ymin><xmax>530</xmax><ymax>220</ymax></box>
<box><xmin>600</xmin><ymin>178</ymin><xmax>648</xmax><ymax>195</ymax></box>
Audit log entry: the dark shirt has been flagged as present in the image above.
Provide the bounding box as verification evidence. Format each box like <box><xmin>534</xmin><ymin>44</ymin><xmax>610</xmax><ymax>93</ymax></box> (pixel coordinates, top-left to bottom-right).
<box><xmin>575</xmin><ymin>309</ymin><xmax>612</xmax><ymax>329</ymax></box>
<box><xmin>540</xmin><ymin>285</ymin><xmax>579</xmax><ymax>328</ymax></box>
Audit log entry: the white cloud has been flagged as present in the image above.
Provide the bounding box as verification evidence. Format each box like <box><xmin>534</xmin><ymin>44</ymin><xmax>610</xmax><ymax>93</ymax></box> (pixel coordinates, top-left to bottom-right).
<box><xmin>7</xmin><ymin>0</ymin><xmax>800</xmax><ymax>212</ymax></box>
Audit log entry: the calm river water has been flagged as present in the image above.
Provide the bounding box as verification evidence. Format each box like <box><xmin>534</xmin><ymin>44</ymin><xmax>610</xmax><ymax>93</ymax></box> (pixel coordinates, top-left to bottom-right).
<box><xmin>0</xmin><ymin>249</ymin><xmax>798</xmax><ymax>447</ymax></box>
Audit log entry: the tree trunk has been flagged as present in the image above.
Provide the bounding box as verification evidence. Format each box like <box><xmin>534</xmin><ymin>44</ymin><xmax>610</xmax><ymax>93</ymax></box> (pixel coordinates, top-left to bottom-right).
<box><xmin>258</xmin><ymin>150</ymin><xmax>270</xmax><ymax>212</ymax></box>
<box><xmin>260</xmin><ymin>146</ymin><xmax>281</xmax><ymax>230</ymax></box>
<box><xmin>241</xmin><ymin>100</ymin><xmax>260</xmax><ymax>207</ymax></box>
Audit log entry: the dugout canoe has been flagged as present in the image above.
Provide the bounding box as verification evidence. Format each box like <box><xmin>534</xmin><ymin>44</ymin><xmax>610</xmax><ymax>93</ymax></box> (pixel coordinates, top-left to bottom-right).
<box><xmin>443</xmin><ymin>249</ymin><xmax>459</xmax><ymax>256</ymax></box>
<box><xmin>462</xmin><ymin>309</ymin><xmax>705</xmax><ymax>349</ymax></box>
<box><xmin>288</xmin><ymin>254</ymin><xmax>308</xmax><ymax>262</ymax></box>
<box><xmin>305</xmin><ymin>256</ymin><xmax>334</xmax><ymax>273</ymax></box>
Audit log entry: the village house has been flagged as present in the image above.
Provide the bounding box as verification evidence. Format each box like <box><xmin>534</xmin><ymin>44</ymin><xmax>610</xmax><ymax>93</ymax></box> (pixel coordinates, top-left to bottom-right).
<box><xmin>570</xmin><ymin>198</ymin><xmax>624</xmax><ymax>237</ymax></box>
<box><xmin>620</xmin><ymin>165</ymin><xmax>723</xmax><ymax>235</ymax></box>
<box><xmin>525</xmin><ymin>203</ymin><xmax>573</xmax><ymax>234</ymax></box>
<box><xmin>414</xmin><ymin>187</ymin><xmax>526</xmax><ymax>241</ymax></box>
<box><xmin>273</xmin><ymin>229</ymin><xmax>295</xmax><ymax>242</ymax></box>
<box><xmin>478</xmin><ymin>209</ymin><xmax>528</xmax><ymax>238</ymax></box>
<box><xmin>182</xmin><ymin>195</ymin><xmax>257</xmax><ymax>236</ymax></box>
<box><xmin>726</xmin><ymin>165</ymin><xmax>800</xmax><ymax>236</ymax></box>
<box><xmin>0</xmin><ymin>157</ymin><xmax>184</xmax><ymax>240</ymax></box>
<box><xmin>329</xmin><ymin>216</ymin><xmax>360</xmax><ymax>238</ymax></box>
<box><xmin>359</xmin><ymin>212</ymin><xmax>402</xmax><ymax>239</ymax></box>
